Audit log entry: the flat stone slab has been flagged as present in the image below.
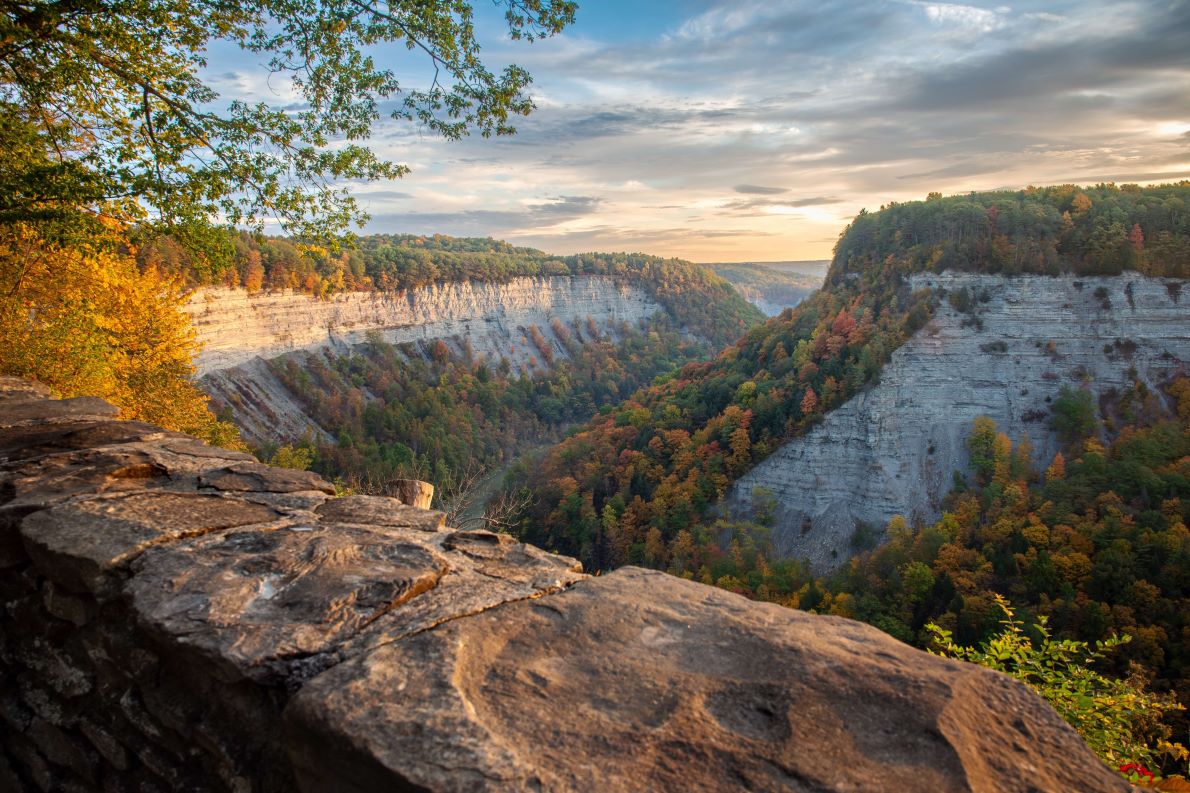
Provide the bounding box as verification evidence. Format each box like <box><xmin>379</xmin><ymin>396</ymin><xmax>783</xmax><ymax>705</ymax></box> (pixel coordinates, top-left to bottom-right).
<box><xmin>126</xmin><ymin>507</ymin><xmax>584</xmax><ymax>685</ymax></box>
<box><xmin>0</xmin><ymin>420</ymin><xmax>181</xmax><ymax>465</ymax></box>
<box><xmin>336</xmin><ymin>528</ymin><xmax>584</xmax><ymax>661</ymax></box>
<box><xmin>2</xmin><ymin>448</ymin><xmax>174</xmax><ymax>511</ymax></box>
<box><xmin>0</xmin><ymin>377</ymin><xmax>51</xmax><ymax>399</ymax></box>
<box><xmin>0</xmin><ymin>396</ymin><xmax>120</xmax><ymax>428</ymax></box>
<box><xmin>283</xmin><ymin>567</ymin><xmax>1127</xmax><ymax>793</ymax></box>
<box><xmin>1</xmin><ymin>436</ymin><xmax>264</xmax><ymax>516</ymax></box>
<box><xmin>20</xmin><ymin>493</ymin><xmax>280</xmax><ymax>594</ymax></box>
<box><xmin>315</xmin><ymin>495</ymin><xmax>445</xmax><ymax>532</ymax></box>
<box><xmin>128</xmin><ymin>523</ymin><xmax>450</xmax><ymax>683</ymax></box>
<box><xmin>199</xmin><ymin>462</ymin><xmax>335</xmax><ymax>495</ymax></box>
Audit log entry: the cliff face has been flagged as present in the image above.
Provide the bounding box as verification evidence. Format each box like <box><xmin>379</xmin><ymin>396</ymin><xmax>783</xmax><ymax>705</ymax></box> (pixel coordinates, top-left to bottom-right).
<box><xmin>0</xmin><ymin>378</ymin><xmax>1129</xmax><ymax>793</ymax></box>
<box><xmin>184</xmin><ymin>276</ymin><xmax>661</xmax><ymax>443</ymax></box>
<box><xmin>185</xmin><ymin>276</ymin><xmax>660</xmax><ymax>376</ymax></box>
<box><xmin>728</xmin><ymin>272</ymin><xmax>1190</xmax><ymax>570</ymax></box>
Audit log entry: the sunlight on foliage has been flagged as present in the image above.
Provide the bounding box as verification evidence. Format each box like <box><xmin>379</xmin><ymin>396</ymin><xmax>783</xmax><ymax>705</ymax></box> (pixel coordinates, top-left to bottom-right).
<box><xmin>0</xmin><ymin>224</ymin><xmax>244</xmax><ymax>450</ymax></box>
<box><xmin>928</xmin><ymin>594</ymin><xmax>1187</xmax><ymax>773</ymax></box>
<box><xmin>267</xmin><ymin>444</ymin><xmax>315</xmax><ymax>472</ymax></box>
<box><xmin>0</xmin><ymin>0</ymin><xmax>576</xmax><ymax>245</ymax></box>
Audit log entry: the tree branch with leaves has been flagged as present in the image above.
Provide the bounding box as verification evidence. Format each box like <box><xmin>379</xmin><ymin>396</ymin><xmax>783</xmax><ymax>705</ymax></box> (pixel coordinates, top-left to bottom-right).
<box><xmin>0</xmin><ymin>0</ymin><xmax>576</xmax><ymax>250</ymax></box>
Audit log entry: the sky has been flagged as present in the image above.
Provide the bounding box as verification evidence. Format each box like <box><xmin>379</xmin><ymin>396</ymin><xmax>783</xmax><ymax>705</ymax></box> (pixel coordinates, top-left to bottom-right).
<box><xmin>206</xmin><ymin>0</ymin><xmax>1190</xmax><ymax>261</ymax></box>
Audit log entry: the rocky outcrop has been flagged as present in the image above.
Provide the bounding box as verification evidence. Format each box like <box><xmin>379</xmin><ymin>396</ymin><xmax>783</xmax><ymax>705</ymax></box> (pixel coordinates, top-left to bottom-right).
<box><xmin>0</xmin><ymin>377</ymin><xmax>1127</xmax><ymax>792</ymax></box>
<box><xmin>285</xmin><ymin>566</ymin><xmax>1125</xmax><ymax>793</ymax></box>
<box><xmin>184</xmin><ymin>277</ymin><xmax>662</xmax><ymax>443</ymax></box>
<box><xmin>728</xmin><ymin>272</ymin><xmax>1189</xmax><ymax>569</ymax></box>
<box><xmin>0</xmin><ymin>378</ymin><xmax>581</xmax><ymax>791</ymax></box>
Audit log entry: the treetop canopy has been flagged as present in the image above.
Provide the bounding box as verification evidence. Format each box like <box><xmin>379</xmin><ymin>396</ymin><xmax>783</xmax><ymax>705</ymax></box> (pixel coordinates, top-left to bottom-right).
<box><xmin>0</xmin><ymin>0</ymin><xmax>576</xmax><ymax>247</ymax></box>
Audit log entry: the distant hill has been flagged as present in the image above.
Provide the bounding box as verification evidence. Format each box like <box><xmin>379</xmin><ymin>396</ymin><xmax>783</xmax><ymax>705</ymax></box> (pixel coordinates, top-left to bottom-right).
<box><xmin>716</xmin><ymin>260</ymin><xmax>831</xmax><ymax>277</ymax></box>
<box><xmin>705</xmin><ymin>260</ymin><xmax>828</xmax><ymax>316</ymax></box>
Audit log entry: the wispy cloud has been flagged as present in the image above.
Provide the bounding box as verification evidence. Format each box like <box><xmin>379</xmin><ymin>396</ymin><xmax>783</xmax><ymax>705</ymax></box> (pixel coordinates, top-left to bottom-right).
<box><xmin>735</xmin><ymin>185</ymin><xmax>788</xmax><ymax>195</ymax></box>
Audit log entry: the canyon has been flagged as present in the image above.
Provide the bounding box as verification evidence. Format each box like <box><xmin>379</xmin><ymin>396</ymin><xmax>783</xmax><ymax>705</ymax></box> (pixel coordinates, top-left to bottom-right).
<box><xmin>184</xmin><ymin>276</ymin><xmax>662</xmax><ymax>443</ymax></box>
<box><xmin>727</xmin><ymin>272</ymin><xmax>1190</xmax><ymax>570</ymax></box>
<box><xmin>0</xmin><ymin>378</ymin><xmax>1128</xmax><ymax>792</ymax></box>
<box><xmin>187</xmin><ymin>270</ymin><xmax>1190</xmax><ymax>575</ymax></box>
<box><xmin>706</xmin><ymin>261</ymin><xmax>827</xmax><ymax>316</ymax></box>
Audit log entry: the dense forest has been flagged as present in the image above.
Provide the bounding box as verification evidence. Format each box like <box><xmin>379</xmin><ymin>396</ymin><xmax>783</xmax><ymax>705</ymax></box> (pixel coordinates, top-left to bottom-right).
<box><xmin>271</xmin><ymin>315</ymin><xmax>720</xmax><ymax>498</ymax></box>
<box><xmin>833</xmin><ymin>183</ymin><xmax>1190</xmax><ymax>283</ymax></box>
<box><xmin>139</xmin><ymin>232</ymin><xmax>564</xmax><ymax>293</ymax></box>
<box><xmin>512</xmin><ymin>183</ymin><xmax>1190</xmax><ymax>571</ymax></box>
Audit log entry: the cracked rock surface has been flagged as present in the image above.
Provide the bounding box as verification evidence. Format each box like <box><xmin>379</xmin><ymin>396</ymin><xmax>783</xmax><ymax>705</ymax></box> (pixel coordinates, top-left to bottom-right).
<box><xmin>0</xmin><ymin>376</ymin><xmax>1126</xmax><ymax>792</ymax></box>
<box><xmin>284</xmin><ymin>567</ymin><xmax>1126</xmax><ymax>793</ymax></box>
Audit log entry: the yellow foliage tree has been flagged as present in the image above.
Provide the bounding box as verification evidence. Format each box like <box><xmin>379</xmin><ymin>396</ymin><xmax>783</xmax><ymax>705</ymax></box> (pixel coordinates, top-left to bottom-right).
<box><xmin>727</xmin><ymin>425</ymin><xmax>752</xmax><ymax>474</ymax></box>
<box><xmin>992</xmin><ymin>431</ymin><xmax>1013</xmax><ymax>484</ymax></box>
<box><xmin>1046</xmin><ymin>452</ymin><xmax>1067</xmax><ymax>482</ymax></box>
<box><xmin>0</xmin><ymin>225</ymin><xmax>244</xmax><ymax>450</ymax></box>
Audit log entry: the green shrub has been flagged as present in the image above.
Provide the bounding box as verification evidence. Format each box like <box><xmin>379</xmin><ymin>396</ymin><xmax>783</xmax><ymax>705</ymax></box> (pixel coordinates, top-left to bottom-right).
<box><xmin>1050</xmin><ymin>386</ymin><xmax>1097</xmax><ymax>443</ymax></box>
<box><xmin>927</xmin><ymin>595</ymin><xmax>1186</xmax><ymax>773</ymax></box>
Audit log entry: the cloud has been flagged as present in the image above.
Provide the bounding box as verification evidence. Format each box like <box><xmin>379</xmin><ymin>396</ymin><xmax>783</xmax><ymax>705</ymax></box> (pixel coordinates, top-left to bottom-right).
<box><xmin>723</xmin><ymin>196</ymin><xmax>843</xmax><ymax>213</ymax></box>
<box><xmin>508</xmin><ymin>224</ymin><xmax>775</xmax><ymax>255</ymax></box>
<box><xmin>890</xmin><ymin>2</ymin><xmax>1190</xmax><ymax>113</ymax></box>
<box><xmin>918</xmin><ymin>2</ymin><xmax>1006</xmax><ymax>34</ymax></box>
<box><xmin>367</xmin><ymin>195</ymin><xmax>604</xmax><ymax>238</ymax></box>
<box><xmin>213</xmin><ymin>0</ymin><xmax>1188</xmax><ymax>260</ymax></box>
<box><xmin>897</xmin><ymin>163</ymin><xmax>1001</xmax><ymax>181</ymax></box>
<box><xmin>734</xmin><ymin>185</ymin><xmax>787</xmax><ymax>194</ymax></box>
<box><xmin>530</xmin><ymin>195</ymin><xmax>602</xmax><ymax>219</ymax></box>
<box><xmin>357</xmin><ymin>189</ymin><xmax>414</xmax><ymax>201</ymax></box>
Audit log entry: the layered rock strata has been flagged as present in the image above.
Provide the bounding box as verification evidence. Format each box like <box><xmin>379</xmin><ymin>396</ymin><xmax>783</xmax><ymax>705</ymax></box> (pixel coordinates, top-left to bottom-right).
<box><xmin>184</xmin><ymin>277</ymin><xmax>662</xmax><ymax>443</ymax></box>
<box><xmin>729</xmin><ymin>272</ymin><xmax>1190</xmax><ymax>569</ymax></box>
<box><xmin>0</xmin><ymin>377</ymin><xmax>1127</xmax><ymax>792</ymax></box>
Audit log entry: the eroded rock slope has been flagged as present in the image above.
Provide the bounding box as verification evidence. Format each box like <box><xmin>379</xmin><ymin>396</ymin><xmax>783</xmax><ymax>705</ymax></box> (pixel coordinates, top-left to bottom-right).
<box><xmin>728</xmin><ymin>272</ymin><xmax>1190</xmax><ymax>569</ymax></box>
<box><xmin>0</xmin><ymin>377</ymin><xmax>1126</xmax><ymax>792</ymax></box>
<box><xmin>184</xmin><ymin>276</ymin><xmax>661</xmax><ymax>443</ymax></box>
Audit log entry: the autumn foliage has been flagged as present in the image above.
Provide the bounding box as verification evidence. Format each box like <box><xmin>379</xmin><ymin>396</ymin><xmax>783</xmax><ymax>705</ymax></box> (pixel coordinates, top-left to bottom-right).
<box><xmin>0</xmin><ymin>224</ymin><xmax>242</xmax><ymax>448</ymax></box>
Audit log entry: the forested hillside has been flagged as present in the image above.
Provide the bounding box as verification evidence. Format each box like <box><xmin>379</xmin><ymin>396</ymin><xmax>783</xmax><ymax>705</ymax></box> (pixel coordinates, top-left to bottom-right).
<box><xmin>832</xmin><ymin>184</ymin><xmax>1189</xmax><ymax>282</ymax></box>
<box><xmin>142</xmin><ymin>232</ymin><xmax>565</xmax><ymax>292</ymax></box>
<box><xmin>272</xmin><ymin>315</ymin><xmax>714</xmax><ymax>500</ymax></box>
<box><xmin>497</xmin><ymin>182</ymin><xmax>1190</xmax><ymax>767</ymax></box>
<box><xmin>514</xmin><ymin>183</ymin><xmax>1189</xmax><ymax>570</ymax></box>
<box><xmin>210</xmin><ymin>235</ymin><xmax>763</xmax><ymax>515</ymax></box>
<box><xmin>155</xmin><ymin>231</ymin><xmax>760</xmax><ymax>346</ymax></box>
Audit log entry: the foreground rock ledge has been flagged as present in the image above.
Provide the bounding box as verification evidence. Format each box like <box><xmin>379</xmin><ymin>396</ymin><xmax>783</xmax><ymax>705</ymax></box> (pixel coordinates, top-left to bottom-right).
<box><xmin>0</xmin><ymin>377</ymin><xmax>1126</xmax><ymax>793</ymax></box>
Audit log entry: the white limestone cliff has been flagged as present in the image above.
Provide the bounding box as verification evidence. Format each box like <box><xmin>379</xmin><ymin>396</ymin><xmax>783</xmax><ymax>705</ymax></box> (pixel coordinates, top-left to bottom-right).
<box><xmin>184</xmin><ymin>276</ymin><xmax>662</xmax><ymax>443</ymax></box>
<box><xmin>185</xmin><ymin>276</ymin><xmax>660</xmax><ymax>376</ymax></box>
<box><xmin>727</xmin><ymin>272</ymin><xmax>1190</xmax><ymax>570</ymax></box>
